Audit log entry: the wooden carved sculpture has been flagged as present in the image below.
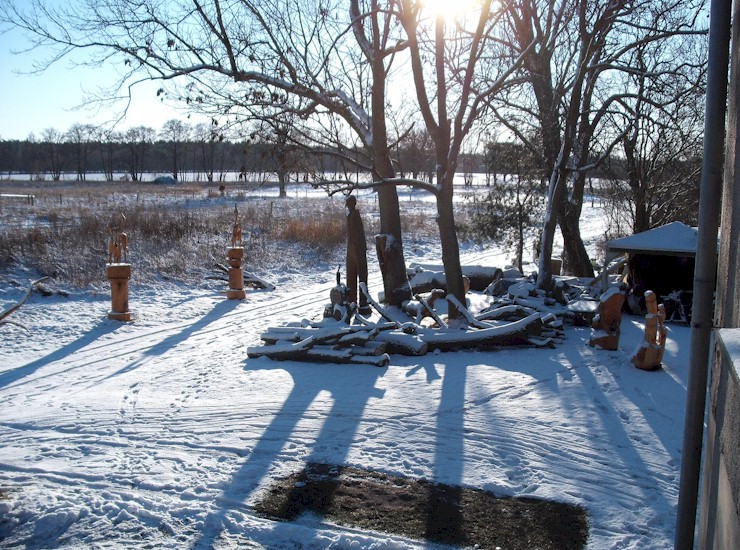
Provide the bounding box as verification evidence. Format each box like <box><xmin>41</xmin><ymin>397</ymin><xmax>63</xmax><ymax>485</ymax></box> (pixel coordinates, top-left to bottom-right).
<box><xmin>345</xmin><ymin>195</ymin><xmax>369</xmax><ymax>314</ymax></box>
<box><xmin>106</xmin><ymin>212</ymin><xmax>132</xmax><ymax>321</ymax></box>
<box><xmin>231</xmin><ymin>204</ymin><xmax>243</xmax><ymax>248</ymax></box>
<box><xmin>107</xmin><ymin>213</ymin><xmax>128</xmax><ymax>264</ymax></box>
<box><xmin>589</xmin><ymin>287</ymin><xmax>625</xmax><ymax>350</ymax></box>
<box><xmin>631</xmin><ymin>290</ymin><xmax>667</xmax><ymax>370</ymax></box>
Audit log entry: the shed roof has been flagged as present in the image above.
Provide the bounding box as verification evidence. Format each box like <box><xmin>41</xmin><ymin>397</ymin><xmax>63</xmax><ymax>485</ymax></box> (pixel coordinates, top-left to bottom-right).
<box><xmin>606</xmin><ymin>222</ymin><xmax>698</xmax><ymax>257</ymax></box>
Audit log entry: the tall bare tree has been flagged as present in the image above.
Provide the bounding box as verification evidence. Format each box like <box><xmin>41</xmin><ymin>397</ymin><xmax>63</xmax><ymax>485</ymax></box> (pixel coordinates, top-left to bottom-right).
<box><xmin>66</xmin><ymin>123</ymin><xmax>96</xmax><ymax>181</ymax></box>
<box><xmin>0</xmin><ymin>0</ymin><xmax>414</xmax><ymax>303</ymax></box>
<box><xmin>494</xmin><ymin>0</ymin><xmax>706</xmax><ymax>286</ymax></box>
<box><xmin>601</xmin><ymin>27</ymin><xmax>705</xmax><ymax>235</ymax></box>
<box><xmin>394</xmin><ymin>0</ymin><xmax>530</xmax><ymax>309</ymax></box>
<box><xmin>124</xmin><ymin>126</ymin><xmax>155</xmax><ymax>182</ymax></box>
<box><xmin>160</xmin><ymin>119</ymin><xmax>190</xmax><ymax>181</ymax></box>
<box><xmin>39</xmin><ymin>127</ymin><xmax>64</xmax><ymax>181</ymax></box>
<box><xmin>95</xmin><ymin>128</ymin><xmax>123</xmax><ymax>182</ymax></box>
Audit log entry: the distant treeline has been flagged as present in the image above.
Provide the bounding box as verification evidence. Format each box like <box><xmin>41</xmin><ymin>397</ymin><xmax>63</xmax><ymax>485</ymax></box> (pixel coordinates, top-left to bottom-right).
<box><xmin>0</xmin><ymin>135</ymin><xmax>641</xmax><ymax>185</ymax></box>
<box><xmin>0</xmin><ymin>138</ymin><xmax>354</xmax><ymax>182</ymax></box>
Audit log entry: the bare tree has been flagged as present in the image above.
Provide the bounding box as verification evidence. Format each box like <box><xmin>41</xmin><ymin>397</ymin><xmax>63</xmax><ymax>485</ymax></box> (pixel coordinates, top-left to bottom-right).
<box><xmin>66</xmin><ymin>123</ymin><xmax>95</xmax><ymax>181</ymax></box>
<box><xmin>39</xmin><ymin>127</ymin><xmax>64</xmax><ymax>181</ymax></box>
<box><xmin>192</xmin><ymin>121</ymin><xmax>224</xmax><ymax>182</ymax></box>
<box><xmin>495</xmin><ymin>0</ymin><xmax>706</xmax><ymax>286</ymax></box>
<box><xmin>395</xmin><ymin>0</ymin><xmax>530</xmax><ymax>310</ymax></box>
<box><xmin>601</xmin><ymin>30</ymin><xmax>705</xmax><ymax>235</ymax></box>
<box><xmin>395</xmin><ymin>127</ymin><xmax>435</xmax><ymax>181</ymax></box>
<box><xmin>124</xmin><ymin>126</ymin><xmax>155</xmax><ymax>182</ymax></box>
<box><xmin>95</xmin><ymin>128</ymin><xmax>123</xmax><ymax>182</ymax></box>
<box><xmin>160</xmin><ymin>119</ymin><xmax>190</xmax><ymax>181</ymax></box>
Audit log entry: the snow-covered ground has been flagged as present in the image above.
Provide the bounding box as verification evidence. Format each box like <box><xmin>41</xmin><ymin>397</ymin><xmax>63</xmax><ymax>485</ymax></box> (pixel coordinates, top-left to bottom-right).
<box><xmin>0</xmin><ymin>190</ymin><xmax>688</xmax><ymax>549</ymax></box>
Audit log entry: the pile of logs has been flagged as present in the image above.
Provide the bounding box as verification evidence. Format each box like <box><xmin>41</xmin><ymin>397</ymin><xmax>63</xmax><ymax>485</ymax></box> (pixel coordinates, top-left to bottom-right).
<box><xmin>247</xmin><ymin>283</ymin><xmax>565</xmax><ymax>367</ymax></box>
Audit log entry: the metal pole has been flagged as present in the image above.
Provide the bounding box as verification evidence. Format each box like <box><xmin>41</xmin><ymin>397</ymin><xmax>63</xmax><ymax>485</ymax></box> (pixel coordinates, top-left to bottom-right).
<box><xmin>674</xmin><ymin>0</ymin><xmax>732</xmax><ymax>548</ymax></box>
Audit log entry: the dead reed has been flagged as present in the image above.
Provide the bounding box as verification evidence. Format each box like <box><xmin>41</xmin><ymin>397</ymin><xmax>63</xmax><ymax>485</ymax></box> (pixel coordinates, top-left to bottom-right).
<box><xmin>0</xmin><ymin>182</ymin><xmax>443</xmax><ymax>288</ymax></box>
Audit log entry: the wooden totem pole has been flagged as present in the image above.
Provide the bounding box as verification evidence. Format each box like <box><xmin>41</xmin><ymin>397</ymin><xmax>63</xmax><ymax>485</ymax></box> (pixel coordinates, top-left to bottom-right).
<box><xmin>226</xmin><ymin>205</ymin><xmax>246</xmax><ymax>300</ymax></box>
<box><xmin>631</xmin><ymin>290</ymin><xmax>667</xmax><ymax>370</ymax></box>
<box><xmin>106</xmin><ymin>213</ymin><xmax>132</xmax><ymax>321</ymax></box>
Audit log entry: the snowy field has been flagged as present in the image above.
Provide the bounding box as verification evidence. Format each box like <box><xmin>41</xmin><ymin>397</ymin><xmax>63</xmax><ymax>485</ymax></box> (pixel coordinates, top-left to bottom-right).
<box><xmin>0</xmin><ymin>186</ymin><xmax>688</xmax><ymax>549</ymax></box>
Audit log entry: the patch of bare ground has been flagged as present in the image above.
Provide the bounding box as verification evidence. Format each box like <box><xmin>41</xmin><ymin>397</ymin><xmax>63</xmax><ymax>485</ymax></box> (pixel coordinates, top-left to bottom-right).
<box><xmin>254</xmin><ymin>463</ymin><xmax>589</xmax><ymax>550</ymax></box>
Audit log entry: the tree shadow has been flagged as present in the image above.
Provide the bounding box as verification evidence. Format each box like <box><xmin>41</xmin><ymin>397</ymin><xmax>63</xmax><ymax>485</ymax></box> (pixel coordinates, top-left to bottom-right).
<box><xmin>190</xmin><ymin>358</ymin><xmax>386</xmax><ymax>549</ymax></box>
<box><xmin>97</xmin><ymin>299</ymin><xmax>241</xmax><ymax>381</ymax></box>
<box><xmin>0</xmin><ymin>320</ymin><xmax>119</xmax><ymax>390</ymax></box>
<box><xmin>426</xmin><ymin>361</ymin><xmax>466</xmax><ymax>544</ymax></box>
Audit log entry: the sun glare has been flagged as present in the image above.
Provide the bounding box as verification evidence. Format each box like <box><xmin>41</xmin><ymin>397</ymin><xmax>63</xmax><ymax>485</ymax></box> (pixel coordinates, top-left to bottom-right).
<box><xmin>421</xmin><ymin>0</ymin><xmax>483</xmax><ymax>21</ymax></box>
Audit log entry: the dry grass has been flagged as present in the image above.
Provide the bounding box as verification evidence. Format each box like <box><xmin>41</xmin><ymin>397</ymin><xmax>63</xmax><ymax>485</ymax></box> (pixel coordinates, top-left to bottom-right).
<box><xmin>0</xmin><ymin>182</ymin><xmax>441</xmax><ymax>288</ymax></box>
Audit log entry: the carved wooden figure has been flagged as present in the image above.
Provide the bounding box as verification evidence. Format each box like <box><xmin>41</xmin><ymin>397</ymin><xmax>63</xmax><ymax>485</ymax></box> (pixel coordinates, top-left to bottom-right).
<box><xmin>589</xmin><ymin>287</ymin><xmax>625</xmax><ymax>350</ymax></box>
<box><xmin>345</xmin><ymin>195</ymin><xmax>369</xmax><ymax>314</ymax></box>
<box><xmin>106</xmin><ymin>214</ymin><xmax>132</xmax><ymax>321</ymax></box>
<box><xmin>631</xmin><ymin>290</ymin><xmax>667</xmax><ymax>370</ymax></box>
<box><xmin>226</xmin><ymin>205</ymin><xmax>246</xmax><ymax>300</ymax></box>
<box><xmin>231</xmin><ymin>204</ymin><xmax>243</xmax><ymax>248</ymax></box>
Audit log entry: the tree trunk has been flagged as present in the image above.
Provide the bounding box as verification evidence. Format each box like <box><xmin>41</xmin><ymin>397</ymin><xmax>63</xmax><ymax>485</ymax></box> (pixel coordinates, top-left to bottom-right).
<box><xmin>537</xmin><ymin>163</ymin><xmax>566</xmax><ymax>289</ymax></box>
<box><xmin>560</xmin><ymin>203</ymin><xmax>594</xmax><ymax>277</ymax></box>
<box><xmin>436</xmin><ymin>176</ymin><xmax>466</xmax><ymax>310</ymax></box>
<box><xmin>370</xmin><ymin>29</ymin><xmax>411</xmax><ymax>306</ymax></box>
<box><xmin>558</xmin><ymin>168</ymin><xmax>594</xmax><ymax>277</ymax></box>
<box><xmin>278</xmin><ymin>171</ymin><xmax>288</xmax><ymax>198</ymax></box>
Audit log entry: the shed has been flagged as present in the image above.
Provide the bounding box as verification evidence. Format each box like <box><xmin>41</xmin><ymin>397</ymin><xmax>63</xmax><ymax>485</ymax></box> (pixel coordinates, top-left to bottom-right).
<box><xmin>605</xmin><ymin>221</ymin><xmax>698</xmax><ymax>259</ymax></box>
<box><xmin>604</xmin><ymin>222</ymin><xmax>698</xmax><ymax>315</ymax></box>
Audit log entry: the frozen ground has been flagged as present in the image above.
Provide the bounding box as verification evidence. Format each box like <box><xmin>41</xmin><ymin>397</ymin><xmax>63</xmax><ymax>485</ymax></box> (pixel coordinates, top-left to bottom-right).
<box><xmin>0</xmin><ymin>190</ymin><xmax>688</xmax><ymax>549</ymax></box>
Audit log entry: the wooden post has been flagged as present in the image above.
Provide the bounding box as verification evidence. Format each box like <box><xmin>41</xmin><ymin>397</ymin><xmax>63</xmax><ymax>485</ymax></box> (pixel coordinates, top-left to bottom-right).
<box><xmin>226</xmin><ymin>204</ymin><xmax>246</xmax><ymax>300</ymax></box>
<box><xmin>107</xmin><ymin>263</ymin><xmax>132</xmax><ymax>321</ymax></box>
<box><xmin>106</xmin><ymin>214</ymin><xmax>132</xmax><ymax>322</ymax></box>
<box><xmin>226</xmin><ymin>247</ymin><xmax>246</xmax><ymax>300</ymax></box>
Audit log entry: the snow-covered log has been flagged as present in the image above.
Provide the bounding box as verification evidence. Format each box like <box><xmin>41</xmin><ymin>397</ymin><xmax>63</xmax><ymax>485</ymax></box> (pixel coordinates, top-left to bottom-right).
<box><xmin>375</xmin><ymin>330</ymin><xmax>429</xmax><ymax>356</ymax></box>
<box><xmin>476</xmin><ymin>304</ymin><xmax>536</xmax><ymax>322</ymax></box>
<box><xmin>407</xmin><ymin>264</ymin><xmax>504</xmax><ymax>292</ymax></box>
<box><xmin>445</xmin><ymin>294</ymin><xmax>494</xmax><ymax>329</ymax></box>
<box><xmin>414</xmin><ymin>292</ymin><xmax>447</xmax><ymax>328</ymax></box>
<box><xmin>420</xmin><ymin>313</ymin><xmax>546</xmax><ymax>351</ymax></box>
<box><xmin>247</xmin><ymin>340</ymin><xmax>390</xmax><ymax>367</ymax></box>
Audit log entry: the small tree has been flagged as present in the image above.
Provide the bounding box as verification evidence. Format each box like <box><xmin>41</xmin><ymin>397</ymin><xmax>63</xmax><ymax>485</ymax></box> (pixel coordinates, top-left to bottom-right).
<box><xmin>472</xmin><ymin>148</ymin><xmax>544</xmax><ymax>272</ymax></box>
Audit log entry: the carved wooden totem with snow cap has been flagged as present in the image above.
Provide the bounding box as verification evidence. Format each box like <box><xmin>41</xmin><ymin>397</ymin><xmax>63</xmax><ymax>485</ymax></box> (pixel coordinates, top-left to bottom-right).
<box><xmin>589</xmin><ymin>286</ymin><xmax>625</xmax><ymax>350</ymax></box>
<box><xmin>226</xmin><ymin>204</ymin><xmax>246</xmax><ymax>300</ymax></box>
<box><xmin>631</xmin><ymin>290</ymin><xmax>667</xmax><ymax>370</ymax></box>
<box><xmin>106</xmin><ymin>212</ymin><xmax>132</xmax><ymax>321</ymax></box>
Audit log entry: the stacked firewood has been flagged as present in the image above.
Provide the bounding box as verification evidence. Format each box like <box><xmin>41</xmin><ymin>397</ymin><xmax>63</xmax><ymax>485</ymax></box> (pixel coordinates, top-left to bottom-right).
<box><xmin>247</xmin><ymin>320</ymin><xmax>425</xmax><ymax>367</ymax></box>
<box><xmin>247</xmin><ymin>284</ymin><xmax>566</xmax><ymax>367</ymax></box>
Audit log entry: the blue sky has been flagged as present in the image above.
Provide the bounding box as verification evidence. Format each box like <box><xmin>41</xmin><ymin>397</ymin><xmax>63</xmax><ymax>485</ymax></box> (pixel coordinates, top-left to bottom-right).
<box><xmin>0</xmin><ymin>25</ymin><xmax>189</xmax><ymax>140</ymax></box>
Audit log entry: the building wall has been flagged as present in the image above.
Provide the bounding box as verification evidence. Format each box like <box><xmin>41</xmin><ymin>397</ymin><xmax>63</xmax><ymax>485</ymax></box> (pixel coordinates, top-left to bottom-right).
<box><xmin>699</xmin><ymin>330</ymin><xmax>740</xmax><ymax>549</ymax></box>
<box><xmin>717</xmin><ymin>0</ymin><xmax>740</xmax><ymax>329</ymax></box>
<box><xmin>698</xmin><ymin>1</ymin><xmax>740</xmax><ymax>546</ymax></box>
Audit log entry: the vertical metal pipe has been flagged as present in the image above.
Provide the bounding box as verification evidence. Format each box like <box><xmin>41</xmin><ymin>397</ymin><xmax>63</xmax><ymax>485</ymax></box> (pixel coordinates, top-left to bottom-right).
<box><xmin>674</xmin><ymin>0</ymin><xmax>733</xmax><ymax>548</ymax></box>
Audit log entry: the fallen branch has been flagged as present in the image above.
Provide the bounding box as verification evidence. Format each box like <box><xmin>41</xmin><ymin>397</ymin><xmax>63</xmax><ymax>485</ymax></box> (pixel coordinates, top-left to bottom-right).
<box><xmin>445</xmin><ymin>294</ymin><xmax>494</xmax><ymax>329</ymax></box>
<box><xmin>359</xmin><ymin>282</ymin><xmax>399</xmax><ymax>325</ymax></box>
<box><xmin>0</xmin><ymin>277</ymin><xmax>50</xmax><ymax>329</ymax></box>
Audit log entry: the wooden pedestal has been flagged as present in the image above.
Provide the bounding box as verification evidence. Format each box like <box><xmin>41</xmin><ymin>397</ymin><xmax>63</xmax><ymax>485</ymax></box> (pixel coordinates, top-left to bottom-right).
<box><xmin>107</xmin><ymin>263</ymin><xmax>132</xmax><ymax>321</ymax></box>
<box><xmin>226</xmin><ymin>247</ymin><xmax>246</xmax><ymax>300</ymax></box>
